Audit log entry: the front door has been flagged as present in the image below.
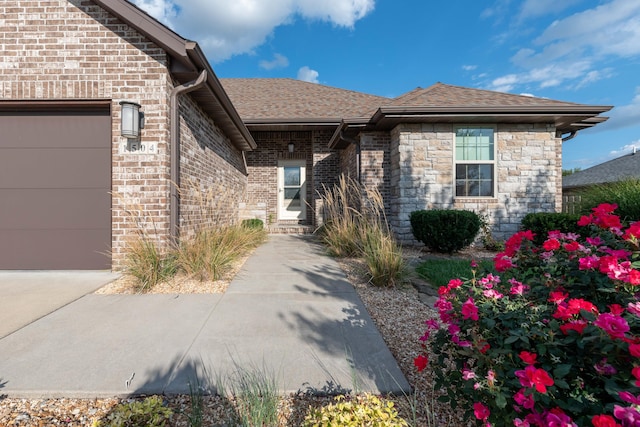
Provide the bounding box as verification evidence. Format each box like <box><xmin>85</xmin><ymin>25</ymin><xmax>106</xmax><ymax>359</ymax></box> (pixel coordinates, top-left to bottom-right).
<box><xmin>277</xmin><ymin>160</ymin><xmax>306</xmax><ymax>221</ymax></box>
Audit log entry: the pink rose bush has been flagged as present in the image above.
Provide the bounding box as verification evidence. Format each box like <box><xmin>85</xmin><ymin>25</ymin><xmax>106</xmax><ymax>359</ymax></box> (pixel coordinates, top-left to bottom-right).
<box><xmin>416</xmin><ymin>204</ymin><xmax>640</xmax><ymax>426</ymax></box>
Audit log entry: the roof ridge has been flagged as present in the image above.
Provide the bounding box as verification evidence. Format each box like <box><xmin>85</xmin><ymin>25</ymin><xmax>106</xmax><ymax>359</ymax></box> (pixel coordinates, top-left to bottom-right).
<box><xmin>438</xmin><ymin>82</ymin><xmax>583</xmax><ymax>106</ymax></box>
<box><xmin>221</xmin><ymin>77</ymin><xmax>391</xmax><ymax>101</ymax></box>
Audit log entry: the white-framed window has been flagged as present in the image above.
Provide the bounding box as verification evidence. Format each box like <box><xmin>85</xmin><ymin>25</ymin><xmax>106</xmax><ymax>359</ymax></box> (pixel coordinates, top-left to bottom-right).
<box><xmin>454</xmin><ymin>126</ymin><xmax>495</xmax><ymax>197</ymax></box>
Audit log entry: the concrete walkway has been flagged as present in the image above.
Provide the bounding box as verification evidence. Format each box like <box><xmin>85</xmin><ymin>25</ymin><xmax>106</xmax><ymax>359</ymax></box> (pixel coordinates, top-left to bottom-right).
<box><xmin>0</xmin><ymin>235</ymin><xmax>410</xmax><ymax>398</ymax></box>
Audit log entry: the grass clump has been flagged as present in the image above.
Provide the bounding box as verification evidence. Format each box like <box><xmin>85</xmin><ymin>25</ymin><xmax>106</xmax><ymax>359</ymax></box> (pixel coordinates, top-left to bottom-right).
<box><xmin>319</xmin><ymin>175</ymin><xmax>406</xmax><ymax>287</ymax></box>
<box><xmin>216</xmin><ymin>362</ymin><xmax>281</xmax><ymax>427</ymax></box>
<box><xmin>116</xmin><ymin>179</ymin><xmax>267</xmax><ymax>292</ymax></box>
<box><xmin>175</xmin><ymin>225</ymin><xmax>266</xmax><ymax>281</ymax></box>
<box><xmin>123</xmin><ymin>236</ymin><xmax>177</xmax><ymax>292</ymax></box>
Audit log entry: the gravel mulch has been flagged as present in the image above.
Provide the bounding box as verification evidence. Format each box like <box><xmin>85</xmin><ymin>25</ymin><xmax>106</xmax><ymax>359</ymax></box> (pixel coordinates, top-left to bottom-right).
<box><xmin>0</xmin><ymin>244</ymin><xmax>480</xmax><ymax>426</ymax></box>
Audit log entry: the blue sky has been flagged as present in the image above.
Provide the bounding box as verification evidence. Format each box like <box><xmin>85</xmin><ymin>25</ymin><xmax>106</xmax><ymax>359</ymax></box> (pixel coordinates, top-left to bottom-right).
<box><xmin>132</xmin><ymin>0</ymin><xmax>640</xmax><ymax>171</ymax></box>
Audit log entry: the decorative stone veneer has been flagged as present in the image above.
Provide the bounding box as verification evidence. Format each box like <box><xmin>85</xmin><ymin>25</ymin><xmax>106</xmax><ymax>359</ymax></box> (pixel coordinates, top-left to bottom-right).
<box><xmin>389</xmin><ymin>123</ymin><xmax>562</xmax><ymax>245</ymax></box>
<box><xmin>1</xmin><ymin>0</ymin><xmax>247</xmax><ymax>269</ymax></box>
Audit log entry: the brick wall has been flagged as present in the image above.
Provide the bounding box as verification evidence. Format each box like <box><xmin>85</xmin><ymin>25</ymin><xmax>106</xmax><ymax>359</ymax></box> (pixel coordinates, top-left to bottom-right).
<box><xmin>312</xmin><ymin>130</ymin><xmax>339</xmax><ymax>226</ymax></box>
<box><xmin>390</xmin><ymin>123</ymin><xmax>561</xmax><ymax>245</ymax></box>
<box><xmin>178</xmin><ymin>95</ymin><xmax>248</xmax><ymax>238</ymax></box>
<box><xmin>0</xmin><ymin>0</ymin><xmax>246</xmax><ymax>269</ymax></box>
<box><xmin>359</xmin><ymin>132</ymin><xmax>392</xmax><ymax>218</ymax></box>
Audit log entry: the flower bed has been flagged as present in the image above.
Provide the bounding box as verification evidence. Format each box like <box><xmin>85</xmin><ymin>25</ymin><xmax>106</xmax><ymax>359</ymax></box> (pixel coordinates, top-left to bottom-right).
<box><xmin>416</xmin><ymin>203</ymin><xmax>640</xmax><ymax>426</ymax></box>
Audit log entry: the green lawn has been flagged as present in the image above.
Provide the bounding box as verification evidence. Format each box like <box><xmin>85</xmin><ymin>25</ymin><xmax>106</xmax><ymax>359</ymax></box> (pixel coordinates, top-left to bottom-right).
<box><xmin>415</xmin><ymin>258</ymin><xmax>494</xmax><ymax>288</ymax></box>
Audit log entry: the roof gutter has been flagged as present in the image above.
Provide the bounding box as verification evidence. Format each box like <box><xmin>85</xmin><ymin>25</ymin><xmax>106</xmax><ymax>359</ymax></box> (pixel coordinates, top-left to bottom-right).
<box><xmin>561</xmin><ymin>131</ymin><xmax>578</xmax><ymax>142</ymax></box>
<box><xmin>184</xmin><ymin>42</ymin><xmax>257</xmax><ymax>150</ymax></box>
<box><xmin>169</xmin><ymin>69</ymin><xmax>208</xmax><ymax>243</ymax></box>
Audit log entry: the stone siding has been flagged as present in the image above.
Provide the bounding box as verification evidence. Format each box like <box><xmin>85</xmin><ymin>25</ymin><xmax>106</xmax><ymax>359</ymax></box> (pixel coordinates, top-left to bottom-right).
<box><xmin>389</xmin><ymin>123</ymin><xmax>561</xmax><ymax>245</ymax></box>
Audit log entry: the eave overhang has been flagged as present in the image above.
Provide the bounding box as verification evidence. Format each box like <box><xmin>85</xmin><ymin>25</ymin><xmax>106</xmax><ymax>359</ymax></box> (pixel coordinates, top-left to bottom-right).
<box><xmin>329</xmin><ymin>105</ymin><xmax>612</xmax><ymax>149</ymax></box>
<box><xmin>92</xmin><ymin>0</ymin><xmax>256</xmax><ymax>151</ymax></box>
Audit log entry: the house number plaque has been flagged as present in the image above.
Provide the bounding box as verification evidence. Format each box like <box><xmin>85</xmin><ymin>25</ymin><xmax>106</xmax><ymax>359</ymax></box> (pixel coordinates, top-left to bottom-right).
<box><xmin>119</xmin><ymin>140</ymin><xmax>158</xmax><ymax>154</ymax></box>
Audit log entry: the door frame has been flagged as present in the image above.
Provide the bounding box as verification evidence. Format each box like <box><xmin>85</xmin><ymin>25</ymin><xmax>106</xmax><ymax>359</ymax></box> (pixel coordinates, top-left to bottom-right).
<box><xmin>277</xmin><ymin>159</ymin><xmax>307</xmax><ymax>221</ymax></box>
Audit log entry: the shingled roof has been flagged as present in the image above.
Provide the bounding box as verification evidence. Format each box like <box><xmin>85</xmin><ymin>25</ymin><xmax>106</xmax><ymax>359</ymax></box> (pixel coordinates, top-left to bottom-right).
<box><xmin>563</xmin><ymin>150</ymin><xmax>640</xmax><ymax>189</ymax></box>
<box><xmin>219</xmin><ymin>79</ymin><xmax>612</xmax><ymax>145</ymax></box>
<box><xmin>391</xmin><ymin>83</ymin><xmax>585</xmax><ymax>108</ymax></box>
<box><xmin>220</xmin><ymin>78</ymin><xmax>389</xmax><ymax>125</ymax></box>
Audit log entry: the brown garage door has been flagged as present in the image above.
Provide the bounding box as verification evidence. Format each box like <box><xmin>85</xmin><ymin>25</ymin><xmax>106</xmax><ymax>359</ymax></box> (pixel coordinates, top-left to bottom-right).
<box><xmin>0</xmin><ymin>106</ymin><xmax>112</xmax><ymax>269</ymax></box>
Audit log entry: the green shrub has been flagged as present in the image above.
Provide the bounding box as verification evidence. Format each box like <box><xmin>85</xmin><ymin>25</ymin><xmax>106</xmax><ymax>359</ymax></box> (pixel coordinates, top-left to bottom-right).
<box><xmin>520</xmin><ymin>212</ymin><xmax>583</xmax><ymax>245</ymax></box>
<box><xmin>578</xmin><ymin>178</ymin><xmax>640</xmax><ymax>223</ymax></box>
<box><xmin>94</xmin><ymin>396</ymin><xmax>172</xmax><ymax>427</ymax></box>
<box><xmin>410</xmin><ymin>209</ymin><xmax>480</xmax><ymax>253</ymax></box>
<box><xmin>241</xmin><ymin>218</ymin><xmax>264</xmax><ymax>230</ymax></box>
<box><xmin>303</xmin><ymin>394</ymin><xmax>408</xmax><ymax>427</ymax></box>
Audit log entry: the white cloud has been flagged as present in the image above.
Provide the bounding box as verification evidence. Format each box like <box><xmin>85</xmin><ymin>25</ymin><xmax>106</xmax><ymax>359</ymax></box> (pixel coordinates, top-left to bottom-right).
<box><xmin>608</xmin><ymin>140</ymin><xmax>640</xmax><ymax>158</ymax></box>
<box><xmin>130</xmin><ymin>0</ymin><xmax>374</xmax><ymax>62</ymax></box>
<box><xmin>259</xmin><ymin>53</ymin><xmax>289</xmax><ymax>70</ymax></box>
<box><xmin>295</xmin><ymin>0</ymin><xmax>375</xmax><ymax>27</ymax></box>
<box><xmin>595</xmin><ymin>87</ymin><xmax>640</xmax><ymax>132</ymax></box>
<box><xmin>297</xmin><ymin>66</ymin><xmax>319</xmax><ymax>83</ymax></box>
<box><xmin>131</xmin><ymin>0</ymin><xmax>177</xmax><ymax>23</ymax></box>
<box><xmin>487</xmin><ymin>0</ymin><xmax>640</xmax><ymax>92</ymax></box>
<box><xmin>488</xmin><ymin>61</ymin><xmax>593</xmax><ymax>92</ymax></box>
<box><xmin>462</xmin><ymin>65</ymin><xmax>477</xmax><ymax>71</ymax></box>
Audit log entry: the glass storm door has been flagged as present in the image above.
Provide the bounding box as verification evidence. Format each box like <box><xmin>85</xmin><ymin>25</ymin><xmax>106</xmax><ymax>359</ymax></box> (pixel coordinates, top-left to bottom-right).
<box><xmin>277</xmin><ymin>160</ymin><xmax>306</xmax><ymax>220</ymax></box>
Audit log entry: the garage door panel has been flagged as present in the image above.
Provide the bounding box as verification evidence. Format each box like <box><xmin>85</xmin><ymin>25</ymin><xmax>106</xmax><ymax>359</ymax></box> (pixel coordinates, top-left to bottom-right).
<box><xmin>0</xmin><ymin>148</ymin><xmax>111</xmax><ymax>189</ymax></box>
<box><xmin>0</xmin><ymin>189</ymin><xmax>111</xmax><ymax>229</ymax></box>
<box><xmin>0</xmin><ymin>108</ymin><xmax>112</xmax><ymax>269</ymax></box>
<box><xmin>0</xmin><ymin>229</ymin><xmax>111</xmax><ymax>270</ymax></box>
<box><xmin>0</xmin><ymin>114</ymin><xmax>111</xmax><ymax>149</ymax></box>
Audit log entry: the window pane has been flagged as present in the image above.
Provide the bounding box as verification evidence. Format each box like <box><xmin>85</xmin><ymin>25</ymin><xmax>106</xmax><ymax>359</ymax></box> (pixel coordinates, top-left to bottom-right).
<box><xmin>455</xmin><ymin>163</ymin><xmax>494</xmax><ymax>197</ymax></box>
<box><xmin>284</xmin><ymin>167</ymin><xmax>300</xmax><ymax>186</ymax></box>
<box><xmin>480</xmin><ymin>180</ymin><xmax>493</xmax><ymax>197</ymax></box>
<box><xmin>479</xmin><ymin>164</ymin><xmax>493</xmax><ymax>179</ymax></box>
<box><xmin>455</xmin><ymin>127</ymin><xmax>494</xmax><ymax>161</ymax></box>
<box><xmin>284</xmin><ymin>188</ymin><xmax>300</xmax><ymax>208</ymax></box>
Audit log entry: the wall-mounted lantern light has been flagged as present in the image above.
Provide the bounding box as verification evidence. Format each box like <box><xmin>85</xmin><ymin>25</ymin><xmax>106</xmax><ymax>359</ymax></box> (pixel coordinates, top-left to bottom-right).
<box><xmin>288</xmin><ymin>142</ymin><xmax>294</xmax><ymax>153</ymax></box>
<box><xmin>120</xmin><ymin>101</ymin><xmax>144</xmax><ymax>139</ymax></box>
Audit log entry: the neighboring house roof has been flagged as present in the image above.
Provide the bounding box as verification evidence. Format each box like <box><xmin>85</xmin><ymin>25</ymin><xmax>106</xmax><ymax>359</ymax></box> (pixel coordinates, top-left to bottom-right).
<box><xmin>91</xmin><ymin>0</ymin><xmax>256</xmax><ymax>150</ymax></box>
<box><xmin>563</xmin><ymin>150</ymin><xmax>640</xmax><ymax>189</ymax></box>
<box><xmin>220</xmin><ymin>78</ymin><xmax>390</xmax><ymax>127</ymax></box>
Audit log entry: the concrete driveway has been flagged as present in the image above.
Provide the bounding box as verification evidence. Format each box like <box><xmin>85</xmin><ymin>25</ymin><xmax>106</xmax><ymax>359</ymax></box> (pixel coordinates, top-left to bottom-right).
<box><xmin>0</xmin><ymin>271</ymin><xmax>119</xmax><ymax>338</ymax></box>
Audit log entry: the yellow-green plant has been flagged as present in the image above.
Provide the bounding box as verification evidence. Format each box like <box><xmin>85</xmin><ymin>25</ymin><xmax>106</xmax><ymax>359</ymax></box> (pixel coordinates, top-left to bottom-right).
<box><xmin>93</xmin><ymin>396</ymin><xmax>172</xmax><ymax>427</ymax></box>
<box><xmin>303</xmin><ymin>394</ymin><xmax>408</xmax><ymax>427</ymax></box>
